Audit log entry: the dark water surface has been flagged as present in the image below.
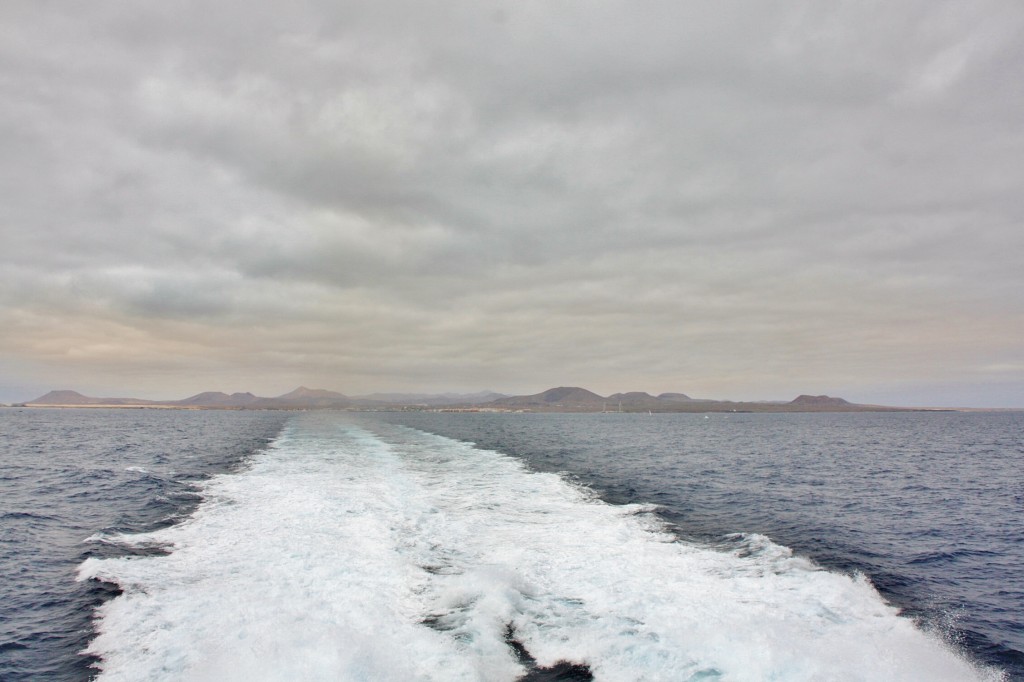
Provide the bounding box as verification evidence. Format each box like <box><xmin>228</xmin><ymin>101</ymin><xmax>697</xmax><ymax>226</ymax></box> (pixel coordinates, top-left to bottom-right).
<box><xmin>375</xmin><ymin>410</ymin><xmax>1024</xmax><ymax>678</ymax></box>
<box><xmin>1</xmin><ymin>408</ymin><xmax>1021</xmax><ymax>679</ymax></box>
<box><xmin>0</xmin><ymin>408</ymin><xmax>288</xmax><ymax>680</ymax></box>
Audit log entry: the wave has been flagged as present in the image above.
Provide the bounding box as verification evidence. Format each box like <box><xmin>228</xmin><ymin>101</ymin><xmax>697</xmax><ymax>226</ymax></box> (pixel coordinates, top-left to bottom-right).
<box><xmin>77</xmin><ymin>413</ymin><xmax>1002</xmax><ymax>681</ymax></box>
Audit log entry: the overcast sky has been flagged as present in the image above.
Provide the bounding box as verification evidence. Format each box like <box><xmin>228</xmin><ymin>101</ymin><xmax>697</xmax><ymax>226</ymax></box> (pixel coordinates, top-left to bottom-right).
<box><xmin>2</xmin><ymin>1</ymin><xmax>1023</xmax><ymax>406</ymax></box>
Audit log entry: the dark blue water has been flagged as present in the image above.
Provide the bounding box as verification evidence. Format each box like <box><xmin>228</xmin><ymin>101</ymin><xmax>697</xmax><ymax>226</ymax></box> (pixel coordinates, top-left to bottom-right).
<box><xmin>1</xmin><ymin>408</ymin><xmax>1021</xmax><ymax>679</ymax></box>
<box><xmin>374</xmin><ymin>410</ymin><xmax>1024</xmax><ymax>679</ymax></box>
<box><xmin>0</xmin><ymin>408</ymin><xmax>288</xmax><ymax>680</ymax></box>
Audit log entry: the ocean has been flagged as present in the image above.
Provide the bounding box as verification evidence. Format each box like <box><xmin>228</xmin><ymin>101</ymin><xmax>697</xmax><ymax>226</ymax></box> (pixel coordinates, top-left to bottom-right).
<box><xmin>0</xmin><ymin>408</ymin><xmax>1020</xmax><ymax>680</ymax></box>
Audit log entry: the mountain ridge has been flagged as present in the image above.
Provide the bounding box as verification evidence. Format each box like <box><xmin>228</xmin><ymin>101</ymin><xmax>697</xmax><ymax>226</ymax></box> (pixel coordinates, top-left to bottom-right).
<box><xmin>21</xmin><ymin>386</ymin><xmax>914</xmax><ymax>412</ymax></box>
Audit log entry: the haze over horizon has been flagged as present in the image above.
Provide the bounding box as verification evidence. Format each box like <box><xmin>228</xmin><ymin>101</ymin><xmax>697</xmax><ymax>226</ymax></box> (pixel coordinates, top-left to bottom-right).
<box><xmin>2</xmin><ymin>1</ymin><xmax>1023</xmax><ymax>408</ymax></box>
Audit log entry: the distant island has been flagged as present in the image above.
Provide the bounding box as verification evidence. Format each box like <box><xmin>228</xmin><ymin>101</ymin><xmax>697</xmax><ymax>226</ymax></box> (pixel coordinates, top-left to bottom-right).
<box><xmin>14</xmin><ymin>386</ymin><xmax>928</xmax><ymax>413</ymax></box>
<box><xmin>486</xmin><ymin>387</ymin><xmax>907</xmax><ymax>412</ymax></box>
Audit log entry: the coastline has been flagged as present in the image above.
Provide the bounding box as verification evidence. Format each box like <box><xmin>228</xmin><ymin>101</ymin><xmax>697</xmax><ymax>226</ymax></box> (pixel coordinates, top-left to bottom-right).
<box><xmin>7</xmin><ymin>403</ymin><xmax>1015</xmax><ymax>413</ymax></box>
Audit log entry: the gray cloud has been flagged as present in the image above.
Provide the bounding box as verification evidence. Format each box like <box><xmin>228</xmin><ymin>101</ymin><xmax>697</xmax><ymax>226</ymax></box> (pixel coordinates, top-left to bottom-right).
<box><xmin>1</xmin><ymin>0</ymin><xmax>1022</xmax><ymax>405</ymax></box>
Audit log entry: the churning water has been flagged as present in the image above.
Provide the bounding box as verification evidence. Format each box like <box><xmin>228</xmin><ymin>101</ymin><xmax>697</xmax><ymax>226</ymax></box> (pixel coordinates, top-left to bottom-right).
<box><xmin>1</xmin><ymin>408</ymin><xmax>1020</xmax><ymax>680</ymax></box>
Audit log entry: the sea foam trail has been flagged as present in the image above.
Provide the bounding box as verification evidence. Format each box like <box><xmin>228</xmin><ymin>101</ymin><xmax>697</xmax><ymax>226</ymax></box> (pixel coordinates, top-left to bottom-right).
<box><xmin>78</xmin><ymin>413</ymin><xmax>1000</xmax><ymax>681</ymax></box>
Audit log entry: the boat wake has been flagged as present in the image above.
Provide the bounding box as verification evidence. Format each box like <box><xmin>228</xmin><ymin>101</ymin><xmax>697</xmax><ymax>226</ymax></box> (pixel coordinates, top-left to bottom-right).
<box><xmin>78</xmin><ymin>413</ymin><xmax>1001</xmax><ymax>681</ymax></box>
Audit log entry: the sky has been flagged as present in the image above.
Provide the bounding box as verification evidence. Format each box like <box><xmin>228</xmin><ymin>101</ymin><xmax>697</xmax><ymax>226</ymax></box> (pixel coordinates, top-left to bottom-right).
<box><xmin>2</xmin><ymin>1</ymin><xmax>1023</xmax><ymax>407</ymax></box>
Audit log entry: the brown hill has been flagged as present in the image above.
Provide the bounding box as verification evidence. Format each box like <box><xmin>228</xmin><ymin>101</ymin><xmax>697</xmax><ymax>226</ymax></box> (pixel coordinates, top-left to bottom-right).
<box><xmin>494</xmin><ymin>386</ymin><xmax>605</xmax><ymax>409</ymax></box>
<box><xmin>487</xmin><ymin>389</ymin><xmax>905</xmax><ymax>413</ymax></box>
<box><xmin>493</xmin><ymin>388</ymin><xmax>710</xmax><ymax>412</ymax></box>
<box><xmin>253</xmin><ymin>387</ymin><xmax>354</xmax><ymax>409</ymax></box>
<box><xmin>22</xmin><ymin>387</ymin><xmax>907</xmax><ymax>413</ymax></box>
<box><xmin>789</xmin><ymin>395</ymin><xmax>852</xmax><ymax>408</ymax></box>
<box><xmin>173</xmin><ymin>392</ymin><xmax>258</xmax><ymax>407</ymax></box>
<box><xmin>24</xmin><ymin>387</ymin><xmax>355</xmax><ymax>409</ymax></box>
<box><xmin>28</xmin><ymin>390</ymin><xmax>96</xmax><ymax>404</ymax></box>
<box><xmin>608</xmin><ymin>392</ymin><xmax>655</xmax><ymax>401</ymax></box>
<box><xmin>26</xmin><ymin>390</ymin><xmax>155</xmax><ymax>406</ymax></box>
<box><xmin>657</xmin><ymin>392</ymin><xmax>693</xmax><ymax>402</ymax></box>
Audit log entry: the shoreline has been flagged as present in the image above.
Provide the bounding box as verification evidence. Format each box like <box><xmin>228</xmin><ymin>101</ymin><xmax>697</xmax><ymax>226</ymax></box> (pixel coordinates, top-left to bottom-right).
<box><xmin>5</xmin><ymin>404</ymin><xmax>1018</xmax><ymax>413</ymax></box>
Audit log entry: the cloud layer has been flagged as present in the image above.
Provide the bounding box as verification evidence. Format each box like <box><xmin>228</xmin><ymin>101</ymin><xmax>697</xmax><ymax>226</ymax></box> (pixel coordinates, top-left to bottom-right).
<box><xmin>2</xmin><ymin>0</ymin><xmax>1023</xmax><ymax>405</ymax></box>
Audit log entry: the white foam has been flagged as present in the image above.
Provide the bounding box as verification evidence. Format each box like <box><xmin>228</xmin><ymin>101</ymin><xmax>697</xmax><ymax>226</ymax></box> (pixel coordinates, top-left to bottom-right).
<box><xmin>78</xmin><ymin>413</ymin><xmax>1002</xmax><ymax>681</ymax></box>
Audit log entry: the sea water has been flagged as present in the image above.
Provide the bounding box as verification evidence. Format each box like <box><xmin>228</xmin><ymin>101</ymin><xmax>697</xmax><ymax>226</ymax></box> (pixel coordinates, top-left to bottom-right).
<box><xmin>0</xmin><ymin>408</ymin><xmax>288</xmax><ymax>679</ymax></box>
<box><xmin>380</xmin><ymin>410</ymin><xmax>1024</xmax><ymax>678</ymax></box>
<box><xmin>1</xmin><ymin>408</ymin><xmax>1020</xmax><ymax>680</ymax></box>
